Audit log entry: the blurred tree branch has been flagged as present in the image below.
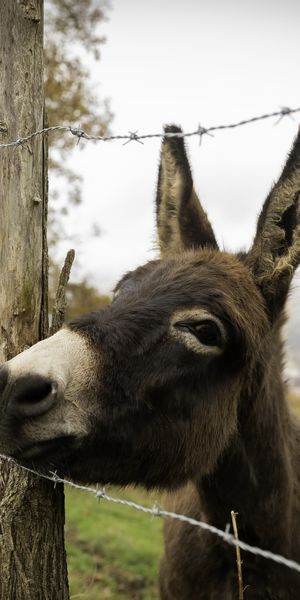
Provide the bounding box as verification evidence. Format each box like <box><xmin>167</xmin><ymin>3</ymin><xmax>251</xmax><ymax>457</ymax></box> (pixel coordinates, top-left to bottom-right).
<box><xmin>44</xmin><ymin>1</ymin><xmax>113</xmax><ymax>313</ymax></box>
<box><xmin>45</xmin><ymin>0</ymin><xmax>113</xmax><ymax>213</ymax></box>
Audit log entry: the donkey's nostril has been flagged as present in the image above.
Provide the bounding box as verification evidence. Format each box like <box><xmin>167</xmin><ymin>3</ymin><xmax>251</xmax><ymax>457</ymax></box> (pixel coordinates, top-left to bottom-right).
<box><xmin>0</xmin><ymin>365</ymin><xmax>9</xmax><ymax>395</ymax></box>
<box><xmin>17</xmin><ymin>378</ymin><xmax>52</xmax><ymax>404</ymax></box>
<box><xmin>7</xmin><ymin>374</ymin><xmax>57</xmax><ymax>419</ymax></box>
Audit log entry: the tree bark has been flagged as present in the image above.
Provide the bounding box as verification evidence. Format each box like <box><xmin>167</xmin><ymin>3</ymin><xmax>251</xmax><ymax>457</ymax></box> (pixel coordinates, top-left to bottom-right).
<box><xmin>0</xmin><ymin>1</ymin><xmax>69</xmax><ymax>598</ymax></box>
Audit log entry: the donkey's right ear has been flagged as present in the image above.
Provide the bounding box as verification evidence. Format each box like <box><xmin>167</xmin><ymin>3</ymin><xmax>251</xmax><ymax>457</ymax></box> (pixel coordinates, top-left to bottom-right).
<box><xmin>156</xmin><ymin>125</ymin><xmax>218</xmax><ymax>255</ymax></box>
<box><xmin>246</xmin><ymin>129</ymin><xmax>300</xmax><ymax>318</ymax></box>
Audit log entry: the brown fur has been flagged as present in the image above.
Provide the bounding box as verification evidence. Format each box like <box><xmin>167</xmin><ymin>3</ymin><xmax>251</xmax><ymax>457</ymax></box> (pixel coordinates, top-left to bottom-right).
<box><xmin>0</xmin><ymin>126</ymin><xmax>300</xmax><ymax>598</ymax></box>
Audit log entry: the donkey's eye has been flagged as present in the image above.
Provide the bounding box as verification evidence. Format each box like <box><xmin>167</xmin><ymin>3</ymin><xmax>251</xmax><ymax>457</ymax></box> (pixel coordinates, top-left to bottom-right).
<box><xmin>192</xmin><ymin>321</ymin><xmax>222</xmax><ymax>347</ymax></box>
<box><xmin>175</xmin><ymin>319</ymin><xmax>224</xmax><ymax>349</ymax></box>
<box><xmin>172</xmin><ymin>310</ymin><xmax>227</xmax><ymax>355</ymax></box>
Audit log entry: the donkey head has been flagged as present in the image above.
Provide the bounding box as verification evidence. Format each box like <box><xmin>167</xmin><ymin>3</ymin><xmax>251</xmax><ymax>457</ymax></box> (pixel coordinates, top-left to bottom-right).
<box><xmin>0</xmin><ymin>126</ymin><xmax>299</xmax><ymax>488</ymax></box>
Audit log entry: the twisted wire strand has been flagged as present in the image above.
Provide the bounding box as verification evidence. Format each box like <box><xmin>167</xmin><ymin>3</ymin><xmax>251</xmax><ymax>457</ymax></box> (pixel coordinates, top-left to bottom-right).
<box><xmin>0</xmin><ymin>106</ymin><xmax>299</xmax><ymax>149</ymax></box>
<box><xmin>1</xmin><ymin>452</ymin><xmax>300</xmax><ymax>575</ymax></box>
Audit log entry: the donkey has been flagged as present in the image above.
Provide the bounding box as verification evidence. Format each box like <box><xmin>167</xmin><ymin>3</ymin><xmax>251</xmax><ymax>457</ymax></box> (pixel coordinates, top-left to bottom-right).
<box><xmin>0</xmin><ymin>126</ymin><xmax>300</xmax><ymax>599</ymax></box>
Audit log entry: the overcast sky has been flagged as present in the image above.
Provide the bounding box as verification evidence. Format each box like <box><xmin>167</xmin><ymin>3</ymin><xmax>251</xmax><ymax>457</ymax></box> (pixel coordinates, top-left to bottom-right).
<box><xmin>55</xmin><ymin>0</ymin><xmax>300</xmax><ymax>298</ymax></box>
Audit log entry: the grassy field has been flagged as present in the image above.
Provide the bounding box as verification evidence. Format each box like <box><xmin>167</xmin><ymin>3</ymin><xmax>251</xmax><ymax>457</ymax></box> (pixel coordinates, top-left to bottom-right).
<box><xmin>65</xmin><ymin>390</ymin><xmax>300</xmax><ymax>599</ymax></box>
<box><xmin>65</xmin><ymin>486</ymin><xmax>163</xmax><ymax>600</ymax></box>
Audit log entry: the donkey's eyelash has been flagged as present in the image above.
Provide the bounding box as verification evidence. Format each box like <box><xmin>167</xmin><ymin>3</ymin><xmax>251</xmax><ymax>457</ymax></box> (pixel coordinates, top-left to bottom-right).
<box><xmin>174</xmin><ymin>319</ymin><xmax>225</xmax><ymax>348</ymax></box>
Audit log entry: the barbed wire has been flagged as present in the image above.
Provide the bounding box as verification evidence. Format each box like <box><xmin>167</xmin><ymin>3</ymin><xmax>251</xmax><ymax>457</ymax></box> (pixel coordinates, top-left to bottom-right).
<box><xmin>1</xmin><ymin>452</ymin><xmax>300</xmax><ymax>576</ymax></box>
<box><xmin>0</xmin><ymin>106</ymin><xmax>299</xmax><ymax>150</ymax></box>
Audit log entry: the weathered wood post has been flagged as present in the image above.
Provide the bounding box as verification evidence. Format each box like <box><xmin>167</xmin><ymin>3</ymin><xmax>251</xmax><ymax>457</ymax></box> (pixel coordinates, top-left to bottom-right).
<box><xmin>0</xmin><ymin>1</ymin><xmax>69</xmax><ymax>598</ymax></box>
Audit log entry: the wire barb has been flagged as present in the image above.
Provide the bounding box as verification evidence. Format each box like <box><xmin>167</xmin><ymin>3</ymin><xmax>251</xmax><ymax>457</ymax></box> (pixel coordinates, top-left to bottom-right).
<box><xmin>70</xmin><ymin>126</ymin><xmax>86</xmax><ymax>145</ymax></box>
<box><xmin>197</xmin><ymin>124</ymin><xmax>214</xmax><ymax>146</ymax></box>
<box><xmin>96</xmin><ymin>488</ymin><xmax>106</xmax><ymax>501</ymax></box>
<box><xmin>274</xmin><ymin>106</ymin><xmax>295</xmax><ymax>126</ymax></box>
<box><xmin>123</xmin><ymin>130</ymin><xmax>144</xmax><ymax>145</ymax></box>
<box><xmin>49</xmin><ymin>470</ymin><xmax>60</xmax><ymax>488</ymax></box>
<box><xmin>152</xmin><ymin>501</ymin><xmax>162</xmax><ymax>517</ymax></box>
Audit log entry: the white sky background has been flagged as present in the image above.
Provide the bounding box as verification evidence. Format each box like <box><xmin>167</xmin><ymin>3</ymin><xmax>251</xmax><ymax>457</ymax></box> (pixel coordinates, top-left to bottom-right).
<box><xmin>54</xmin><ymin>0</ymin><xmax>300</xmax><ymax>305</ymax></box>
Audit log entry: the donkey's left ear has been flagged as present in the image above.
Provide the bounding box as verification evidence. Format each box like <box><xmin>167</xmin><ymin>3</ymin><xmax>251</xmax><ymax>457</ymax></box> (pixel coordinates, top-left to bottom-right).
<box><xmin>156</xmin><ymin>125</ymin><xmax>218</xmax><ymax>255</ymax></box>
<box><xmin>246</xmin><ymin>130</ymin><xmax>300</xmax><ymax>318</ymax></box>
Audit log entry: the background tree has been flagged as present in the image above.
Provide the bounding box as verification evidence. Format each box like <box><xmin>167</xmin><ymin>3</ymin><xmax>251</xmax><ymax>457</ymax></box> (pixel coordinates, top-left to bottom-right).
<box><xmin>65</xmin><ymin>281</ymin><xmax>110</xmax><ymax>319</ymax></box>
<box><xmin>49</xmin><ymin>261</ymin><xmax>111</xmax><ymax>320</ymax></box>
<box><xmin>45</xmin><ymin>0</ymin><xmax>113</xmax><ymax>226</ymax></box>
<box><xmin>45</xmin><ymin>0</ymin><xmax>113</xmax><ymax>304</ymax></box>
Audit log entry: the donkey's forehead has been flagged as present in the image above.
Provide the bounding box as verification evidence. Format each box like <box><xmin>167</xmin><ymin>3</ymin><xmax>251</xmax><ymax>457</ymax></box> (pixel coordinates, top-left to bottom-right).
<box><xmin>117</xmin><ymin>249</ymin><xmax>256</xmax><ymax>297</ymax></box>
<box><xmin>114</xmin><ymin>249</ymin><xmax>266</xmax><ymax>324</ymax></box>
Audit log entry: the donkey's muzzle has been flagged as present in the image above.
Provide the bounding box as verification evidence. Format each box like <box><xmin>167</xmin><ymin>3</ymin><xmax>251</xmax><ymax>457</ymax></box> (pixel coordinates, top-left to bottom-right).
<box><xmin>1</xmin><ymin>369</ymin><xmax>57</xmax><ymax>420</ymax></box>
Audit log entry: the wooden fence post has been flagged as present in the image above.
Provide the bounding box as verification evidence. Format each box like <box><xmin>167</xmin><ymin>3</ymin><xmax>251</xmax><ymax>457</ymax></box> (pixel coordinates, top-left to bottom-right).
<box><xmin>0</xmin><ymin>1</ymin><xmax>69</xmax><ymax>598</ymax></box>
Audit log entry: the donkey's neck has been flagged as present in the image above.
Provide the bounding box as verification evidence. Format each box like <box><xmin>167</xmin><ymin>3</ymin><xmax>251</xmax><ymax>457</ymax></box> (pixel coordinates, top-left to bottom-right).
<box><xmin>199</xmin><ymin>341</ymin><xmax>298</xmax><ymax>554</ymax></box>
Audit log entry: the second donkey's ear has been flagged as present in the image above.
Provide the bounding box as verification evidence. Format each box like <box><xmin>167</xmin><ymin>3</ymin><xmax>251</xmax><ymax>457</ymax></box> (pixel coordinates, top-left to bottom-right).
<box><xmin>246</xmin><ymin>129</ymin><xmax>300</xmax><ymax>318</ymax></box>
<box><xmin>156</xmin><ymin>125</ymin><xmax>218</xmax><ymax>255</ymax></box>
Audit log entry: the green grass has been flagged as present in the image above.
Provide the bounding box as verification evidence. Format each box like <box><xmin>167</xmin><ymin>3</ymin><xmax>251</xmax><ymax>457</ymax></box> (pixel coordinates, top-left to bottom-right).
<box><xmin>65</xmin><ymin>392</ymin><xmax>300</xmax><ymax>599</ymax></box>
<box><xmin>65</xmin><ymin>486</ymin><xmax>164</xmax><ymax>599</ymax></box>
